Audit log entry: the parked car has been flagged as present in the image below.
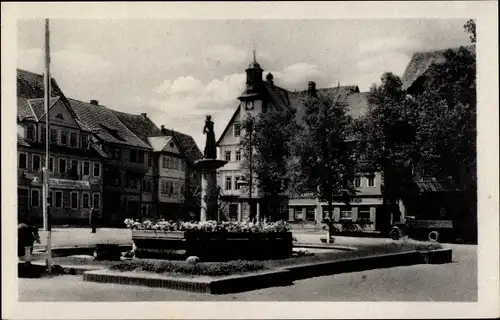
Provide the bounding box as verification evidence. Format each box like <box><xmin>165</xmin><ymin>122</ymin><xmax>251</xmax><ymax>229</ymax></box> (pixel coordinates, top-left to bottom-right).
<box><xmin>389</xmin><ymin>216</ymin><xmax>455</xmax><ymax>242</ymax></box>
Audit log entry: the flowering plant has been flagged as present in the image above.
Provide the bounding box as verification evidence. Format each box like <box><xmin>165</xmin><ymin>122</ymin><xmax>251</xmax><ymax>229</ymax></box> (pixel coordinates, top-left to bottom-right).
<box><xmin>124</xmin><ymin>218</ymin><xmax>290</xmax><ymax>233</ymax></box>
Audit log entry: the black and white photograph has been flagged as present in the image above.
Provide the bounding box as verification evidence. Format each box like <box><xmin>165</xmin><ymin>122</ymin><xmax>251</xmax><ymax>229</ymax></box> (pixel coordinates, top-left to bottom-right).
<box><xmin>2</xmin><ymin>2</ymin><xmax>498</xmax><ymax>319</ymax></box>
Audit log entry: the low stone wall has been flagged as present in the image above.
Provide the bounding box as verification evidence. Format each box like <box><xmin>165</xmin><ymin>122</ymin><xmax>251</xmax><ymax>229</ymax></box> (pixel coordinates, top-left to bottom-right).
<box><xmin>131</xmin><ymin>230</ymin><xmax>293</xmax><ymax>261</ymax></box>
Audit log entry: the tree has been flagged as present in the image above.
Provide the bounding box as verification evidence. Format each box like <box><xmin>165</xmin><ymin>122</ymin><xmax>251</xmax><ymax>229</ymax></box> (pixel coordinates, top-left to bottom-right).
<box><xmin>354</xmin><ymin>72</ymin><xmax>417</xmax><ymax>233</ymax></box>
<box><xmin>291</xmin><ymin>93</ymin><xmax>356</xmax><ymax>242</ymax></box>
<box><xmin>464</xmin><ymin>19</ymin><xmax>476</xmax><ymax>44</ymax></box>
<box><xmin>240</xmin><ymin>108</ymin><xmax>299</xmax><ymax>222</ymax></box>
<box><xmin>412</xmin><ymin>46</ymin><xmax>477</xmax><ymax>222</ymax></box>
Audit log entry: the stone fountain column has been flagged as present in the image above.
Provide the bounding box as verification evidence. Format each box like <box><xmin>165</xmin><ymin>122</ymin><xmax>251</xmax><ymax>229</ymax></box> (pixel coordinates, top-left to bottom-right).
<box><xmin>194</xmin><ymin>115</ymin><xmax>227</xmax><ymax>222</ymax></box>
<box><xmin>195</xmin><ymin>159</ymin><xmax>226</xmax><ymax>221</ymax></box>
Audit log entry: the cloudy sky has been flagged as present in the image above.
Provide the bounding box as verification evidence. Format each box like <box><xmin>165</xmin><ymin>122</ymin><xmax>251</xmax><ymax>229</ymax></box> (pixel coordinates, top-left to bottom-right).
<box><xmin>17</xmin><ymin>19</ymin><xmax>471</xmax><ymax>148</ymax></box>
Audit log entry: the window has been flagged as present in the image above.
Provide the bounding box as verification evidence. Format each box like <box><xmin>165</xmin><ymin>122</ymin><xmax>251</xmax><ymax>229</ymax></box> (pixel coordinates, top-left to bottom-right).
<box><xmin>82</xmin><ymin>161</ymin><xmax>90</xmax><ymax>175</ymax></box>
<box><xmin>306</xmin><ymin>207</ymin><xmax>316</xmax><ymax>221</ymax></box>
<box><xmin>367</xmin><ymin>176</ymin><xmax>375</xmax><ymax>187</ymax></box>
<box><xmin>180</xmin><ymin>183</ymin><xmax>185</xmax><ymax>195</ymax></box>
<box><xmin>130</xmin><ymin>177</ymin><xmax>137</xmax><ymax>189</ymax></box>
<box><xmin>130</xmin><ymin>149</ymin><xmax>137</xmax><ymax>163</ymax></box>
<box><xmin>340</xmin><ymin>207</ymin><xmax>352</xmax><ymax>220</ymax></box>
<box><xmin>18</xmin><ymin>153</ymin><xmax>27</xmax><ymax>169</ymax></box>
<box><xmin>235</xmin><ymin>150</ymin><xmax>242</xmax><ymax>161</ymax></box>
<box><xmin>61</xmin><ymin>131</ymin><xmax>68</xmax><ymax>145</ymax></box>
<box><xmin>58</xmin><ymin>158</ymin><xmax>67</xmax><ymax>174</ymax></box>
<box><xmin>32</xmin><ymin>154</ymin><xmax>41</xmax><ymax>171</ymax></box>
<box><xmin>31</xmin><ymin>189</ymin><xmax>40</xmax><ymax>207</ymax></box>
<box><xmin>225</xmin><ymin>176</ymin><xmax>232</xmax><ymax>190</ymax></box>
<box><xmin>229</xmin><ymin>204</ymin><xmax>238</xmax><ymax>221</ymax></box>
<box><xmin>50</xmin><ymin>129</ymin><xmax>58</xmax><ymax>144</ymax></box>
<box><xmin>148</xmin><ymin>153</ymin><xmax>152</xmax><ymax>166</ymax></box>
<box><xmin>161</xmin><ymin>181</ymin><xmax>167</xmax><ymax>194</ymax></box>
<box><xmin>234</xmin><ymin>122</ymin><xmax>241</xmax><ymax>137</ymax></box>
<box><xmin>294</xmin><ymin>208</ymin><xmax>304</xmax><ymax>221</ymax></box>
<box><xmin>92</xmin><ymin>193</ymin><xmax>100</xmax><ymax>209</ymax></box>
<box><xmin>81</xmin><ymin>134</ymin><xmax>89</xmax><ymax>148</ymax></box>
<box><xmin>70</xmin><ymin>132</ymin><xmax>77</xmax><ymax>147</ymax></box>
<box><xmin>225</xmin><ymin>151</ymin><xmax>232</xmax><ymax>162</ymax></box>
<box><xmin>354</xmin><ymin>177</ymin><xmax>361</xmax><ymax>188</ymax></box>
<box><xmin>114</xmin><ymin>147</ymin><xmax>121</xmax><ymax>160</ymax></box>
<box><xmin>70</xmin><ymin>160</ymin><xmax>79</xmax><ymax>176</ymax></box>
<box><xmin>27</xmin><ymin>125</ymin><xmax>35</xmax><ymax>141</ymax></box>
<box><xmin>358</xmin><ymin>207</ymin><xmax>371</xmax><ymax>220</ymax></box>
<box><xmin>93</xmin><ymin>163</ymin><xmax>101</xmax><ymax>177</ymax></box>
<box><xmin>235</xmin><ymin>176</ymin><xmax>242</xmax><ymax>190</ymax></box>
<box><xmin>82</xmin><ymin>193</ymin><xmax>90</xmax><ymax>209</ymax></box>
<box><xmin>70</xmin><ymin>192</ymin><xmax>79</xmax><ymax>209</ymax></box>
<box><xmin>162</xmin><ymin>156</ymin><xmax>167</xmax><ymax>168</ymax></box>
<box><xmin>138</xmin><ymin>150</ymin><xmax>144</xmax><ymax>164</ymax></box>
<box><xmin>49</xmin><ymin>157</ymin><xmax>54</xmax><ymax>172</ymax></box>
<box><xmin>55</xmin><ymin>191</ymin><xmax>63</xmax><ymax>208</ymax></box>
<box><xmin>40</xmin><ymin>126</ymin><xmax>46</xmax><ymax>143</ymax></box>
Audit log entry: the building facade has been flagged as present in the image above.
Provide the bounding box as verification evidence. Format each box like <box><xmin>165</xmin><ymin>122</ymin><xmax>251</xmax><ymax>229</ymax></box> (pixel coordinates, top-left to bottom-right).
<box><xmin>17</xmin><ymin>70</ymin><xmax>106</xmax><ymax>225</ymax></box>
<box><xmin>216</xmin><ymin>55</ymin><xmax>385</xmax><ymax>230</ymax></box>
<box><xmin>16</xmin><ymin>69</ymin><xmax>202</xmax><ymax>227</ymax></box>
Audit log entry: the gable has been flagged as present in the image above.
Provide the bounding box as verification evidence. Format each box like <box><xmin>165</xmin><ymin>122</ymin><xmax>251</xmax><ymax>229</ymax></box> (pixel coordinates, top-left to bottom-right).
<box><xmin>40</xmin><ymin>99</ymin><xmax>79</xmax><ymax>129</ymax></box>
<box><xmin>216</xmin><ymin>105</ymin><xmax>242</xmax><ymax>146</ymax></box>
<box><xmin>162</xmin><ymin>138</ymin><xmax>180</xmax><ymax>154</ymax></box>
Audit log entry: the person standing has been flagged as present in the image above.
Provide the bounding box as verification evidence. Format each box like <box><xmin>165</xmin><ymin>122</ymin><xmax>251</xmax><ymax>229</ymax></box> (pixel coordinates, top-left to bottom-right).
<box><xmin>89</xmin><ymin>206</ymin><xmax>98</xmax><ymax>233</ymax></box>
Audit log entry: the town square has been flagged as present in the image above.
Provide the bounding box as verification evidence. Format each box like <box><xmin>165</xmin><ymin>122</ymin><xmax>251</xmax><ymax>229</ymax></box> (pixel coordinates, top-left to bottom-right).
<box><xmin>2</xmin><ymin>2</ymin><xmax>499</xmax><ymax>319</ymax></box>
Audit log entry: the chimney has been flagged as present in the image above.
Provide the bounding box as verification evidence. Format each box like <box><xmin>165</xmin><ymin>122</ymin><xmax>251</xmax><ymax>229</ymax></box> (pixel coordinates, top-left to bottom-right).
<box><xmin>141</xmin><ymin>113</ymin><xmax>147</xmax><ymax>118</ymax></box>
<box><xmin>161</xmin><ymin>125</ymin><xmax>168</xmax><ymax>135</ymax></box>
<box><xmin>266</xmin><ymin>73</ymin><xmax>274</xmax><ymax>86</ymax></box>
<box><xmin>90</xmin><ymin>100</ymin><xmax>99</xmax><ymax>105</ymax></box>
<box><xmin>307</xmin><ymin>81</ymin><xmax>317</xmax><ymax>97</ymax></box>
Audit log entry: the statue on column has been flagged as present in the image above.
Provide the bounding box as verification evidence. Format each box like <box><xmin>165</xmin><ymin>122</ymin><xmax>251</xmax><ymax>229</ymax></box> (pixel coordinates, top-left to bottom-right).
<box><xmin>203</xmin><ymin>115</ymin><xmax>217</xmax><ymax>159</ymax></box>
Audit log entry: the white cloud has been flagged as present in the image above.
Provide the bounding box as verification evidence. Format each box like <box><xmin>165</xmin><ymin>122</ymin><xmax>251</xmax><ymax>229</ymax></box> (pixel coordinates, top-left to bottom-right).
<box><xmin>17</xmin><ymin>42</ymin><xmax>111</xmax><ymax>75</ymax></box>
<box><xmin>357</xmin><ymin>37</ymin><xmax>423</xmax><ymax>55</ymax></box>
<box><xmin>146</xmin><ymin>72</ymin><xmax>246</xmax><ymax>147</ymax></box>
<box><xmin>270</xmin><ymin>62</ymin><xmax>327</xmax><ymax>90</ymax></box>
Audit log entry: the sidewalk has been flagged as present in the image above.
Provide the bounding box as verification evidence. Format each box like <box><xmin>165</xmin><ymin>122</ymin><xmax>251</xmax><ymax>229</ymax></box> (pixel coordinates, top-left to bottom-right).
<box><xmin>38</xmin><ymin>228</ymin><xmax>133</xmax><ymax>248</ymax></box>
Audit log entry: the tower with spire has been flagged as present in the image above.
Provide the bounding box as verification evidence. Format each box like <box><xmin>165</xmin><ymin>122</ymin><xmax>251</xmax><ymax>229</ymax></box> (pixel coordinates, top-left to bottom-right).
<box><xmin>238</xmin><ymin>48</ymin><xmax>264</xmax><ymax>102</ymax></box>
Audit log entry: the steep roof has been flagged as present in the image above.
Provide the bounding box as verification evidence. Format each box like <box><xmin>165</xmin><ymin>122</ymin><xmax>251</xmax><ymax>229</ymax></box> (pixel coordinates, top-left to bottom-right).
<box><xmin>288</xmin><ymin>85</ymin><xmax>363</xmax><ymax>125</ymax></box>
<box><xmin>216</xmin><ymin>83</ymin><xmax>366</xmax><ymax>145</ymax></box>
<box><xmin>111</xmin><ymin>110</ymin><xmax>203</xmax><ymax>163</ymax></box>
<box><xmin>401</xmin><ymin>45</ymin><xmax>475</xmax><ymax>91</ymax></box>
<box><xmin>68</xmin><ymin>99</ymin><xmax>152</xmax><ymax>150</ymax></box>
<box><xmin>17</xmin><ymin>69</ymin><xmax>64</xmax><ymax>99</ymax></box>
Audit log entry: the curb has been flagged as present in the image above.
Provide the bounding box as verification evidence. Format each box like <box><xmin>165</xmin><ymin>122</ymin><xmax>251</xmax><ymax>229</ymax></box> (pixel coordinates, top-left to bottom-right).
<box><xmin>81</xmin><ymin>248</ymin><xmax>452</xmax><ymax>293</ymax></box>
<box><xmin>294</xmin><ymin>244</ymin><xmax>357</xmax><ymax>251</ymax></box>
<box><xmin>83</xmin><ymin>269</ymin><xmax>292</xmax><ymax>294</ymax></box>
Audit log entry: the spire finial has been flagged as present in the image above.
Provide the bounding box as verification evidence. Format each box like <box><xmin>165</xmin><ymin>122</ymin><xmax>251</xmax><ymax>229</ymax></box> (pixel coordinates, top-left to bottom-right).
<box><xmin>252</xmin><ymin>40</ymin><xmax>257</xmax><ymax>63</ymax></box>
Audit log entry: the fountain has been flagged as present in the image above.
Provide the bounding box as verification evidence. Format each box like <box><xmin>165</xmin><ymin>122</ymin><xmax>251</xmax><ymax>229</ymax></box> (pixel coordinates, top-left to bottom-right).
<box><xmin>192</xmin><ymin>115</ymin><xmax>227</xmax><ymax>222</ymax></box>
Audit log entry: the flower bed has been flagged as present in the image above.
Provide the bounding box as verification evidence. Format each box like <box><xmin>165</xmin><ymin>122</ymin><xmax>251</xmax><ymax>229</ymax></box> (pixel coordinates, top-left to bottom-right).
<box><xmin>125</xmin><ymin>219</ymin><xmax>293</xmax><ymax>261</ymax></box>
<box><xmin>109</xmin><ymin>259</ymin><xmax>266</xmax><ymax>277</ymax></box>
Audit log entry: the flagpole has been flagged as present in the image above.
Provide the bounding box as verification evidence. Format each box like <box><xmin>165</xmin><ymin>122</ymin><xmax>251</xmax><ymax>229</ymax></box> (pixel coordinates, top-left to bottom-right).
<box><xmin>43</xmin><ymin>18</ymin><xmax>52</xmax><ymax>273</ymax></box>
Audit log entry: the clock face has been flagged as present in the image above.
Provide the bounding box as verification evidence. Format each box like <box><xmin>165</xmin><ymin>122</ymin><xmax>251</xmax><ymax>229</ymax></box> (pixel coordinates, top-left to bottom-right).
<box><xmin>245</xmin><ymin>101</ymin><xmax>254</xmax><ymax>110</ymax></box>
